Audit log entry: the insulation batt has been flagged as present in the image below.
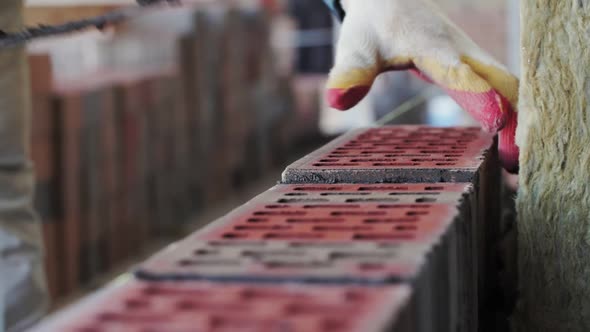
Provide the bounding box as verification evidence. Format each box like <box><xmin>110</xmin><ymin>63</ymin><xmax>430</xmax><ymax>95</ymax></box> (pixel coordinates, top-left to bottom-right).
<box><xmin>516</xmin><ymin>0</ymin><xmax>590</xmax><ymax>330</ymax></box>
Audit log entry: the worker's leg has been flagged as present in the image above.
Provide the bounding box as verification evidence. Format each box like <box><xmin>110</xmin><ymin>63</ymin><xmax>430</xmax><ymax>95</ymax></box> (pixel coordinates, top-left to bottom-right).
<box><xmin>0</xmin><ymin>1</ymin><xmax>48</xmax><ymax>331</ymax></box>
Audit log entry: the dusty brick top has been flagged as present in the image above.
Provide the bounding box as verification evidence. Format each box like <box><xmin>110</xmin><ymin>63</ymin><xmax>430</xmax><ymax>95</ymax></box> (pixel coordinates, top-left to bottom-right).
<box><xmin>282</xmin><ymin>126</ymin><xmax>495</xmax><ymax>184</ymax></box>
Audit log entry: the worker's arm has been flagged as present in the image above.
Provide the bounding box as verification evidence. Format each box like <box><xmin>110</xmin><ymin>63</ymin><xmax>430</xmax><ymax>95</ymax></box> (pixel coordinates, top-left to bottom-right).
<box><xmin>322</xmin><ymin>0</ymin><xmax>519</xmax><ymax>173</ymax></box>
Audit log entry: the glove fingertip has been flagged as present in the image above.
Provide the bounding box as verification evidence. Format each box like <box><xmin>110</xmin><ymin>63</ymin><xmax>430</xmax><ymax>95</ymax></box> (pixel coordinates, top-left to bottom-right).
<box><xmin>326</xmin><ymin>85</ymin><xmax>371</xmax><ymax>111</ymax></box>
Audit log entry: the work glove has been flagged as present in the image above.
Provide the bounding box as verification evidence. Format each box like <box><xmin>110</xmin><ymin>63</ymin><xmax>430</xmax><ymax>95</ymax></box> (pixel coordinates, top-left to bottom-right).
<box><xmin>323</xmin><ymin>0</ymin><xmax>519</xmax><ymax>173</ymax></box>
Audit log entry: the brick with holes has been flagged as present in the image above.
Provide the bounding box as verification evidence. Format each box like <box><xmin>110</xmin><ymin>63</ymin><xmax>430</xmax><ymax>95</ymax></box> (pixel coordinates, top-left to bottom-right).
<box><xmin>135</xmin><ymin>183</ymin><xmax>474</xmax><ymax>331</ymax></box>
<box><xmin>135</xmin><ymin>191</ymin><xmax>463</xmax><ymax>283</ymax></box>
<box><xmin>281</xmin><ymin>126</ymin><xmax>494</xmax><ymax>184</ymax></box>
<box><xmin>281</xmin><ymin>126</ymin><xmax>502</xmax><ymax>330</ymax></box>
<box><xmin>31</xmin><ymin>280</ymin><xmax>412</xmax><ymax>332</ymax></box>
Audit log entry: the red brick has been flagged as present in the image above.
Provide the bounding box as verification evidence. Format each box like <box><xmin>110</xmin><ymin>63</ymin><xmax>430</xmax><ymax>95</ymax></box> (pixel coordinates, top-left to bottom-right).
<box><xmin>32</xmin><ymin>281</ymin><xmax>411</xmax><ymax>332</ymax></box>
<box><xmin>31</xmin><ymin>95</ymin><xmax>63</xmax><ymax>300</ymax></box>
<box><xmin>113</xmin><ymin>77</ymin><xmax>150</xmax><ymax>258</ymax></box>
<box><xmin>28</xmin><ymin>52</ymin><xmax>53</xmax><ymax>96</ymax></box>
<box><xmin>136</xmin><ymin>183</ymin><xmax>468</xmax><ymax>286</ymax></box>
<box><xmin>282</xmin><ymin>126</ymin><xmax>495</xmax><ymax>184</ymax></box>
<box><xmin>136</xmin><ymin>179</ymin><xmax>477</xmax><ymax>331</ymax></box>
<box><xmin>53</xmin><ymin>91</ymin><xmax>82</xmax><ymax>294</ymax></box>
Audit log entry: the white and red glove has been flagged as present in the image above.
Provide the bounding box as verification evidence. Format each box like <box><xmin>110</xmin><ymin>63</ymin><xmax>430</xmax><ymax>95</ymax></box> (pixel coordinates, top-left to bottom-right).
<box><xmin>323</xmin><ymin>0</ymin><xmax>519</xmax><ymax>173</ymax></box>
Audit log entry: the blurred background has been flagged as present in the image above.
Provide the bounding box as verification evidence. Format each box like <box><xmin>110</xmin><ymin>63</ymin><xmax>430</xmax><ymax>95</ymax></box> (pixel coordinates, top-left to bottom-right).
<box><xmin>23</xmin><ymin>0</ymin><xmax>520</xmax><ymax>313</ymax></box>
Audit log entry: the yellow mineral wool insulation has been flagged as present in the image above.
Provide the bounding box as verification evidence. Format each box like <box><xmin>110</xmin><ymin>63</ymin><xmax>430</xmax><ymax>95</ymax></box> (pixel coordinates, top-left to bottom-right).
<box><xmin>516</xmin><ymin>0</ymin><xmax>590</xmax><ymax>331</ymax></box>
<box><xmin>0</xmin><ymin>1</ymin><xmax>48</xmax><ymax>331</ymax></box>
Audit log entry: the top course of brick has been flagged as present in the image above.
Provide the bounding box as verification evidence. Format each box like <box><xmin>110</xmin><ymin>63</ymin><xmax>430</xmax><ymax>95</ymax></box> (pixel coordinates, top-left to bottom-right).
<box><xmin>282</xmin><ymin>126</ymin><xmax>495</xmax><ymax>184</ymax></box>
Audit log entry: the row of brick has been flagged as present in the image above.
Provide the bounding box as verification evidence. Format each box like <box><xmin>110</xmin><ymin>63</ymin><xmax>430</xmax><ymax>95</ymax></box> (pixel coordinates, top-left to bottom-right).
<box><xmin>29</xmin><ymin>5</ymin><xmax>311</xmax><ymax>304</ymax></box>
<box><xmin>33</xmin><ymin>126</ymin><xmax>502</xmax><ymax>332</ymax></box>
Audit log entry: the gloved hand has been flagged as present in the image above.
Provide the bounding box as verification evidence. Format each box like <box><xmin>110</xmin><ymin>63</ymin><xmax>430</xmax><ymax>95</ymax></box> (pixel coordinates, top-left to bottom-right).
<box><xmin>323</xmin><ymin>0</ymin><xmax>519</xmax><ymax>173</ymax></box>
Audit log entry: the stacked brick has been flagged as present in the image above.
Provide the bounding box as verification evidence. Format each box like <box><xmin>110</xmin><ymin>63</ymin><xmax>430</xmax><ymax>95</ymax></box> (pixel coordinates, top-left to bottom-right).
<box><xmin>28</xmin><ymin>5</ymin><xmax>302</xmax><ymax>304</ymax></box>
<box><xmin>32</xmin><ymin>126</ymin><xmax>501</xmax><ymax>332</ymax></box>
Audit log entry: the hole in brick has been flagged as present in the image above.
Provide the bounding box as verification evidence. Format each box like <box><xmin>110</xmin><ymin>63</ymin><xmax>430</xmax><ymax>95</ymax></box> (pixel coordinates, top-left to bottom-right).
<box><xmin>427</xmin><ymin>142</ymin><xmax>457</xmax><ymax>146</ymax></box>
<box><xmin>407</xmin><ymin>211</ymin><xmax>429</xmax><ymax>216</ymax></box>
<box><xmin>395</xmin><ymin>225</ymin><xmax>417</xmax><ymax>231</ymax></box>
<box><xmin>176</xmin><ymin>300</ymin><xmax>198</xmax><ymax>310</ymax></box>
<box><xmin>389</xmin><ymin>192</ymin><xmax>439</xmax><ymax>196</ymax></box>
<box><xmin>436</xmin><ymin>163</ymin><xmax>456</xmax><ymax>166</ymax></box>
<box><xmin>247</xmin><ymin>218</ymin><xmax>268</xmax><ymax>223</ymax></box>
<box><xmin>142</xmin><ymin>286</ymin><xmax>160</xmax><ymax>295</ymax></box>
<box><xmin>240</xmin><ymin>288</ymin><xmax>309</xmax><ymax>300</ymax></box>
<box><xmin>353</xmin><ymin>234</ymin><xmax>414</xmax><ymax>240</ymax></box>
<box><xmin>415</xmin><ymin>197</ymin><xmax>437</xmax><ymax>203</ymax></box>
<box><xmin>75</xmin><ymin>328</ymin><xmax>100</xmax><ymax>332</ymax></box>
<box><xmin>287</xmin><ymin>218</ymin><xmax>344</xmax><ymax>224</ymax></box>
<box><xmin>345</xmin><ymin>198</ymin><xmax>400</xmax><ymax>203</ymax></box>
<box><xmin>320</xmin><ymin>192</ymin><xmax>370</xmax><ymax>196</ymax></box>
<box><xmin>344</xmin><ymin>290</ymin><xmax>367</xmax><ymax>302</ymax></box>
<box><xmin>358</xmin><ymin>186</ymin><xmax>409</xmax><ymax>191</ymax></box>
<box><xmin>425</xmin><ymin>186</ymin><xmax>444</xmax><ymax>191</ymax></box>
<box><xmin>96</xmin><ymin>313</ymin><xmax>119</xmax><ymax>322</ymax></box>
<box><xmin>277</xmin><ymin>198</ymin><xmax>330</xmax><ymax>203</ymax></box>
<box><xmin>285</xmin><ymin>303</ymin><xmax>351</xmax><ymax>316</ymax></box>
<box><xmin>320</xmin><ymin>159</ymin><xmax>340</xmax><ymax>162</ymax></box>
<box><xmin>222</xmin><ymin>233</ymin><xmax>248</xmax><ymax>239</ymax></box>
<box><xmin>142</xmin><ymin>286</ymin><xmax>209</xmax><ymax>296</ymax></box>
<box><xmin>322</xmin><ymin>318</ymin><xmax>350</xmax><ymax>331</ymax></box>
<box><xmin>313</xmin><ymin>163</ymin><xmax>360</xmax><ymax>167</ymax></box>
<box><xmin>373</xmin><ymin>162</ymin><xmax>420</xmax><ymax>167</ymax></box>
<box><xmin>124</xmin><ymin>298</ymin><xmax>150</xmax><ymax>309</ymax></box>
<box><xmin>358</xmin><ymin>262</ymin><xmax>386</xmax><ymax>270</ymax></box>
<box><xmin>364</xmin><ymin>218</ymin><xmax>417</xmax><ymax>223</ymax></box>
<box><xmin>331</xmin><ymin>211</ymin><xmax>386</xmax><ymax>216</ymax></box>
<box><xmin>288</xmin><ymin>242</ymin><xmax>351</xmax><ymax>248</ymax></box>
<box><xmin>234</xmin><ymin>225</ymin><xmax>292</xmax><ymax>231</ymax></box>
<box><xmin>350</xmin><ymin>158</ymin><xmax>397</xmax><ymax>162</ymax></box>
<box><xmin>254</xmin><ymin>211</ymin><xmax>306</xmax><ymax>216</ymax></box>
<box><xmin>421</xmin><ymin>150</ymin><xmax>460</xmax><ymax>154</ymax></box>
<box><xmin>242</xmin><ymin>250</ymin><xmax>303</xmax><ymax>258</ymax></box>
<box><xmin>265</xmin><ymin>261</ymin><xmax>331</xmax><ymax>268</ymax></box>
<box><xmin>411</xmin><ymin>158</ymin><xmax>458</xmax><ymax>162</ymax></box>
<box><xmin>284</xmin><ymin>193</ymin><xmax>307</xmax><ymax>196</ymax></box>
<box><xmin>330</xmin><ymin>251</ymin><xmax>397</xmax><ymax>260</ymax></box>
<box><xmin>207</xmin><ymin>241</ymin><xmax>266</xmax><ymax>247</ymax></box>
<box><xmin>445</xmin><ymin>154</ymin><xmax>462</xmax><ymax>158</ymax></box>
<box><xmin>264</xmin><ymin>233</ymin><xmax>323</xmax><ymax>239</ymax></box>
<box><xmin>178</xmin><ymin>259</ymin><xmax>241</xmax><ymax>266</ymax></box>
<box><xmin>329</xmin><ymin>154</ymin><xmax>364</xmax><ymax>158</ymax></box>
<box><xmin>265</xmin><ymin>204</ymin><xmax>289</xmax><ymax>209</ymax></box>
<box><xmin>383</xmin><ymin>204</ymin><xmax>430</xmax><ymax>209</ymax></box>
<box><xmin>312</xmin><ymin>225</ymin><xmax>372</xmax><ymax>232</ymax></box>
<box><xmin>303</xmin><ymin>204</ymin><xmax>360</xmax><ymax>209</ymax></box>
<box><xmin>194</xmin><ymin>249</ymin><xmax>218</xmax><ymax>255</ymax></box>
